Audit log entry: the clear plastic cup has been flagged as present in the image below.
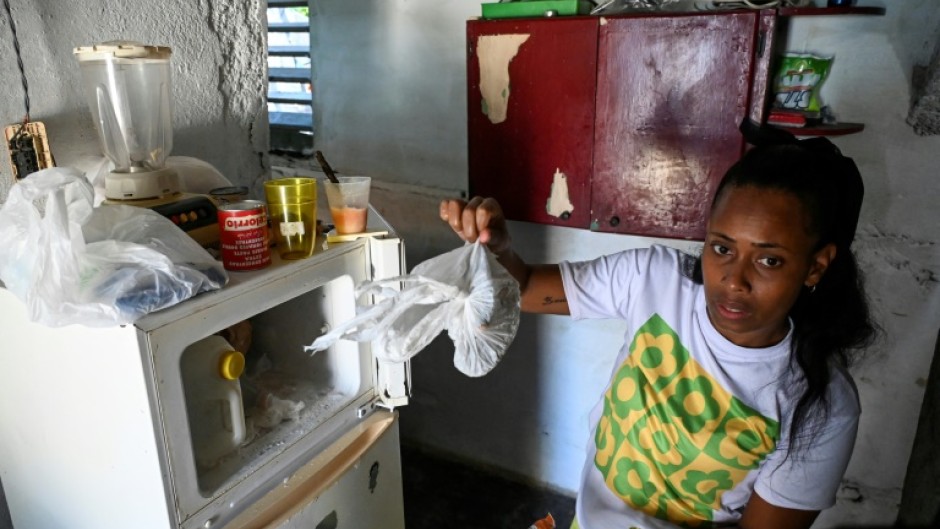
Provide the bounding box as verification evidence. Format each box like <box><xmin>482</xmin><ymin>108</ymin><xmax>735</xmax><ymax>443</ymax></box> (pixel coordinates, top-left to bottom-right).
<box><xmin>263</xmin><ymin>177</ymin><xmax>318</xmax><ymax>259</ymax></box>
<box><xmin>323</xmin><ymin>176</ymin><xmax>371</xmax><ymax>234</ymax></box>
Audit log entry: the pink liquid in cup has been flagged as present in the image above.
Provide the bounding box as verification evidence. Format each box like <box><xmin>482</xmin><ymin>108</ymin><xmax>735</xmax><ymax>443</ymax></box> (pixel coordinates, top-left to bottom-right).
<box><xmin>325</xmin><ymin>176</ymin><xmax>371</xmax><ymax>234</ymax></box>
<box><xmin>330</xmin><ymin>206</ymin><xmax>368</xmax><ymax>234</ymax></box>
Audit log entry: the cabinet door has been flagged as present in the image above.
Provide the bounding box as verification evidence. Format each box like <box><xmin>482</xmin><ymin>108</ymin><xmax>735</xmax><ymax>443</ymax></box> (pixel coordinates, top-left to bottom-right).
<box><xmin>592</xmin><ymin>13</ymin><xmax>759</xmax><ymax>239</ymax></box>
<box><xmin>748</xmin><ymin>11</ymin><xmax>778</xmax><ymax>126</ymax></box>
<box><xmin>467</xmin><ymin>18</ymin><xmax>598</xmax><ymax>228</ymax></box>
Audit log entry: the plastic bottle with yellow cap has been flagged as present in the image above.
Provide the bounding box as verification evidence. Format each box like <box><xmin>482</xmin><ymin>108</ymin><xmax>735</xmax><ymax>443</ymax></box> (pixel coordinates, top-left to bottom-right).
<box><xmin>180</xmin><ymin>335</ymin><xmax>247</xmax><ymax>468</ymax></box>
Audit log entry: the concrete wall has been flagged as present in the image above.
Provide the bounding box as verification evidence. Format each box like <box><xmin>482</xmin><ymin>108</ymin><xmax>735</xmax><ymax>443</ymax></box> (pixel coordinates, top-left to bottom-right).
<box><xmin>308</xmin><ymin>0</ymin><xmax>476</xmax><ymax>192</ymax></box>
<box><xmin>0</xmin><ymin>0</ymin><xmax>269</xmax><ymax>202</ymax></box>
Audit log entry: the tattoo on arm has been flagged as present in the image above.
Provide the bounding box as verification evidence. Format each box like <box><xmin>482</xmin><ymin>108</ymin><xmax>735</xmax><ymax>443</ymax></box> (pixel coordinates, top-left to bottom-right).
<box><xmin>541</xmin><ymin>296</ymin><xmax>566</xmax><ymax>306</ymax></box>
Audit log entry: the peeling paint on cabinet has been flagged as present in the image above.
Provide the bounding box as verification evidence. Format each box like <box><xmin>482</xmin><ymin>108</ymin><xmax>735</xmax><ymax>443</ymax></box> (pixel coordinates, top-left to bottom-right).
<box><xmin>467</xmin><ymin>17</ymin><xmax>598</xmax><ymax>228</ymax></box>
<box><xmin>546</xmin><ymin>168</ymin><xmax>575</xmax><ymax>218</ymax></box>
<box><xmin>477</xmin><ymin>34</ymin><xmax>531</xmax><ymax>124</ymax></box>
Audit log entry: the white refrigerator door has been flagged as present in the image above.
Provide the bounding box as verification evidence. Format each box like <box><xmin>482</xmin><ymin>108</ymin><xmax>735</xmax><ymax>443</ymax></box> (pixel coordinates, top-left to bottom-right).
<box><xmin>224</xmin><ymin>410</ymin><xmax>404</xmax><ymax>529</ymax></box>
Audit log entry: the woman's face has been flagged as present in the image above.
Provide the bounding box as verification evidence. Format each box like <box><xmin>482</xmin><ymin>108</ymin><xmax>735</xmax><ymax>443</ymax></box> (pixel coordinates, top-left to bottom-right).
<box><xmin>702</xmin><ymin>185</ymin><xmax>835</xmax><ymax>348</ymax></box>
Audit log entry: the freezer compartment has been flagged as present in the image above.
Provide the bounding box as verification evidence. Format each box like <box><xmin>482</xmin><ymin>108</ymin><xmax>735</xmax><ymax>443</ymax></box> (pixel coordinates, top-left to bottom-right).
<box><xmin>182</xmin><ymin>273</ymin><xmax>366</xmax><ymax>495</ymax></box>
<box><xmin>144</xmin><ymin>244</ymin><xmax>391</xmax><ymax>523</ymax></box>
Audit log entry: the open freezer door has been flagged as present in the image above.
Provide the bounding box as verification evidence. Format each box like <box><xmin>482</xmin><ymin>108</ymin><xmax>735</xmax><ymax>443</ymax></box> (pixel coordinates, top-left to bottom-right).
<box><xmin>368</xmin><ymin>236</ymin><xmax>411</xmax><ymax>409</ymax></box>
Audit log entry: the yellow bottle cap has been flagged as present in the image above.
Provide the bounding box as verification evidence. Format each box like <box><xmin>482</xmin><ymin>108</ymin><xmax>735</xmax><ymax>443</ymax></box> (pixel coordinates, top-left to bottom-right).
<box><xmin>218</xmin><ymin>350</ymin><xmax>245</xmax><ymax>380</ymax></box>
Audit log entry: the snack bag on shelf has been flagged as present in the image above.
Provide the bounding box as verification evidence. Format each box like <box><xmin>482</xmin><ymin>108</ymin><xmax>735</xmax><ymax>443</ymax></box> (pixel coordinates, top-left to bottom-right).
<box><xmin>773</xmin><ymin>53</ymin><xmax>834</xmax><ymax>116</ymax></box>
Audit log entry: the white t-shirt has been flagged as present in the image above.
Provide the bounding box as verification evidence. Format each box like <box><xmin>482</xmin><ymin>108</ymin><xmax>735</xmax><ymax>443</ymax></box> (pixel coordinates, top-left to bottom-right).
<box><xmin>559</xmin><ymin>245</ymin><xmax>859</xmax><ymax>529</ymax></box>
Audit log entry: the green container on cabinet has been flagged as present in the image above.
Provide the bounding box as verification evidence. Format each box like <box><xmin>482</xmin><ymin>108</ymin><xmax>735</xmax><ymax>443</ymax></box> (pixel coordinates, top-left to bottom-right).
<box><xmin>481</xmin><ymin>0</ymin><xmax>593</xmax><ymax>20</ymax></box>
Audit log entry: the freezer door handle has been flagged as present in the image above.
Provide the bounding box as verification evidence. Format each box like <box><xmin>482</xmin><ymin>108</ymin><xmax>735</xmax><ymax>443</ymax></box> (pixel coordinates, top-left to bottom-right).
<box><xmin>224</xmin><ymin>411</ymin><xmax>397</xmax><ymax>529</ymax></box>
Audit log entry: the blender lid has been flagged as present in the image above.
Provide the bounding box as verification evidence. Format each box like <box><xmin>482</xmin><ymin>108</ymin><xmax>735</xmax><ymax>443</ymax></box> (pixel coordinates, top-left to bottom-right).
<box><xmin>73</xmin><ymin>40</ymin><xmax>171</xmax><ymax>61</ymax></box>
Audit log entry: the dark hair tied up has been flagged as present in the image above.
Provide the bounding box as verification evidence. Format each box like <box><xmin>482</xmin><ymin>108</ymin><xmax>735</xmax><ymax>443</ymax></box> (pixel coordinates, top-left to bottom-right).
<box><xmin>738</xmin><ymin>118</ymin><xmax>864</xmax><ymax>251</ymax></box>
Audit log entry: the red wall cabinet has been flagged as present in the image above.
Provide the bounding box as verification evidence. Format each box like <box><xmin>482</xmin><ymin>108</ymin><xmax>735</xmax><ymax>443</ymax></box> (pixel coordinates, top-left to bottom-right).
<box><xmin>467</xmin><ymin>17</ymin><xmax>599</xmax><ymax>229</ymax></box>
<box><xmin>467</xmin><ymin>11</ymin><xmax>778</xmax><ymax>240</ymax></box>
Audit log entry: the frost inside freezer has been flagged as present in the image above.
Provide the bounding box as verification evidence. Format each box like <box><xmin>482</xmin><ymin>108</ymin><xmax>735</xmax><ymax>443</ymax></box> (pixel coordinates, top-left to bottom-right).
<box><xmin>179</xmin><ymin>274</ymin><xmax>364</xmax><ymax>495</ymax></box>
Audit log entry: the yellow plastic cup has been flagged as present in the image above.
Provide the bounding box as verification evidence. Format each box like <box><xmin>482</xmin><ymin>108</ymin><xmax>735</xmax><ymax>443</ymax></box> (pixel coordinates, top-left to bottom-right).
<box><xmin>263</xmin><ymin>177</ymin><xmax>318</xmax><ymax>260</ymax></box>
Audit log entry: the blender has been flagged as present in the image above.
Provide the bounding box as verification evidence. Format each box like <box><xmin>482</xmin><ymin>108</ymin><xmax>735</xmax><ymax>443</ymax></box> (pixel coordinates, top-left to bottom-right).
<box><xmin>74</xmin><ymin>41</ymin><xmax>178</xmax><ymax>200</ymax></box>
<box><xmin>73</xmin><ymin>41</ymin><xmax>220</xmax><ymax>246</ymax></box>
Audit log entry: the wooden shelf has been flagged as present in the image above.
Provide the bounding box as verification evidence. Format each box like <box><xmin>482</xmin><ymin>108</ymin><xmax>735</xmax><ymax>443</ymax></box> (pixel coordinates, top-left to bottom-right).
<box><xmin>770</xmin><ymin>122</ymin><xmax>865</xmax><ymax>136</ymax></box>
<box><xmin>777</xmin><ymin>6</ymin><xmax>886</xmax><ymax>17</ymax></box>
<box><xmin>768</xmin><ymin>7</ymin><xmax>882</xmax><ymax>138</ymax></box>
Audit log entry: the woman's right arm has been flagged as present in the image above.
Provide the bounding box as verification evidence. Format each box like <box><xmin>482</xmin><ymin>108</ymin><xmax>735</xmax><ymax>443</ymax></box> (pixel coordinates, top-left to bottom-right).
<box><xmin>439</xmin><ymin>197</ymin><xmax>568</xmax><ymax>315</ymax></box>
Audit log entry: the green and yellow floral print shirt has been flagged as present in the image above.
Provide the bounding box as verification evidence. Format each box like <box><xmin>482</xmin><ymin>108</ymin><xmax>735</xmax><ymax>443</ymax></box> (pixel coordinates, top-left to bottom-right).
<box><xmin>560</xmin><ymin>246</ymin><xmax>859</xmax><ymax>529</ymax></box>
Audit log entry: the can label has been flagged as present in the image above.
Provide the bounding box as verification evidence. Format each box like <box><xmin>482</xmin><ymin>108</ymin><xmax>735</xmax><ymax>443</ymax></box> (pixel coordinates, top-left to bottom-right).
<box><xmin>218</xmin><ymin>200</ymin><xmax>271</xmax><ymax>271</ymax></box>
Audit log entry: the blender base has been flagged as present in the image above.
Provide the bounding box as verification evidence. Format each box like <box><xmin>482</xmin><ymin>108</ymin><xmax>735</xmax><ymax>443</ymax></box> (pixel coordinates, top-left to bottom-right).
<box><xmin>105</xmin><ymin>166</ymin><xmax>181</xmax><ymax>201</ymax></box>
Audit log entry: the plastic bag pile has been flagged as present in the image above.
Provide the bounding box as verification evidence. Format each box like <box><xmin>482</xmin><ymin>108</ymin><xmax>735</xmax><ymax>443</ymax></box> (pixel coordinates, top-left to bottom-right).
<box><xmin>0</xmin><ymin>168</ymin><xmax>227</xmax><ymax>327</ymax></box>
<box><xmin>306</xmin><ymin>241</ymin><xmax>521</xmax><ymax>377</ymax></box>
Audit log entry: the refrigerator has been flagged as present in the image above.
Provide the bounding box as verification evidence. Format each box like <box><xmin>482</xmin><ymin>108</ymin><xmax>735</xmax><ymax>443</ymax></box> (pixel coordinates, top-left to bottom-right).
<box><xmin>0</xmin><ymin>212</ymin><xmax>410</xmax><ymax>529</ymax></box>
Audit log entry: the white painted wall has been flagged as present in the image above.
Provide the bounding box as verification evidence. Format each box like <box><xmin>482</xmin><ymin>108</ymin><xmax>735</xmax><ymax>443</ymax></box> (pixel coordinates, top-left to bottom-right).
<box><xmin>0</xmin><ymin>0</ymin><xmax>269</xmax><ymax>202</ymax></box>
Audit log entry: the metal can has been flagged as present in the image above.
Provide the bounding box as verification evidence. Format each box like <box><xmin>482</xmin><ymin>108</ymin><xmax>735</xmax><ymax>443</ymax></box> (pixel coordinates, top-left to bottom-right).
<box><xmin>218</xmin><ymin>200</ymin><xmax>271</xmax><ymax>271</ymax></box>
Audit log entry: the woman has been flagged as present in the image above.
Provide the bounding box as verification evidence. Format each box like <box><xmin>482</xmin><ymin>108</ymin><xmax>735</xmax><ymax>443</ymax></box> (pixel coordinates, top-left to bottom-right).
<box><xmin>440</xmin><ymin>130</ymin><xmax>876</xmax><ymax>529</ymax></box>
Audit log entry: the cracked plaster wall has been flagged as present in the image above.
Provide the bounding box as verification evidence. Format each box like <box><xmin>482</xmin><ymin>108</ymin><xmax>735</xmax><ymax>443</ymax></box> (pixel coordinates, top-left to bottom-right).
<box><xmin>908</xmin><ymin>23</ymin><xmax>940</xmax><ymax>136</ymax></box>
<box><xmin>0</xmin><ymin>0</ymin><xmax>269</xmax><ymax>202</ymax></box>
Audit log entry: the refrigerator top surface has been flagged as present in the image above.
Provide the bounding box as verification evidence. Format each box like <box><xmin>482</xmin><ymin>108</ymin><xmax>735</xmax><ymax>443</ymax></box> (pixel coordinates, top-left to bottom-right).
<box><xmin>136</xmin><ymin>236</ymin><xmax>377</xmax><ymax>332</ymax></box>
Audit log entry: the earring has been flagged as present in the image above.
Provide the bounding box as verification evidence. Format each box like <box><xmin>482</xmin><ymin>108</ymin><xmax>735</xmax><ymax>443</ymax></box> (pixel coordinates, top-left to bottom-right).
<box><xmin>809</xmin><ymin>284</ymin><xmax>817</xmax><ymax>294</ymax></box>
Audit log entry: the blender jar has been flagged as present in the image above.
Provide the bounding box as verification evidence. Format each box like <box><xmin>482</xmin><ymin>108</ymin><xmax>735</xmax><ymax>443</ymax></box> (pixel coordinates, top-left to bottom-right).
<box><xmin>74</xmin><ymin>41</ymin><xmax>178</xmax><ymax>199</ymax></box>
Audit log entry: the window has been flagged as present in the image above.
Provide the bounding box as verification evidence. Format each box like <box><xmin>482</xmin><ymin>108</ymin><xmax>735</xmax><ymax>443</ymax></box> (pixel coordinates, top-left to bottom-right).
<box><xmin>266</xmin><ymin>1</ymin><xmax>313</xmax><ymax>154</ymax></box>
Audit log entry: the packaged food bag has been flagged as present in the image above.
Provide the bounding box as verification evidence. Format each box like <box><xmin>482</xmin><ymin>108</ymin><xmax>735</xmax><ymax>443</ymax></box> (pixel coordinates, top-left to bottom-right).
<box><xmin>305</xmin><ymin>241</ymin><xmax>521</xmax><ymax>377</ymax></box>
<box><xmin>774</xmin><ymin>53</ymin><xmax>834</xmax><ymax>114</ymax></box>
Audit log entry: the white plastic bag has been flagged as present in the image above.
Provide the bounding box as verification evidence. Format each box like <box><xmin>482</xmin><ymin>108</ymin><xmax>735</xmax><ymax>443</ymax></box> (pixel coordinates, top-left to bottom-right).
<box><xmin>305</xmin><ymin>242</ymin><xmax>521</xmax><ymax>377</ymax></box>
<box><xmin>0</xmin><ymin>167</ymin><xmax>227</xmax><ymax>327</ymax></box>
